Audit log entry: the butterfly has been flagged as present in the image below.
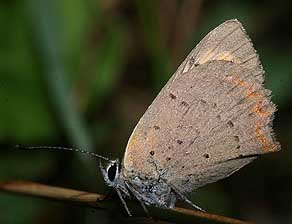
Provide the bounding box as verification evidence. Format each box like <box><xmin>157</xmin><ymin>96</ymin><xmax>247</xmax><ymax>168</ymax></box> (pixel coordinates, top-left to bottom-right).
<box><xmin>20</xmin><ymin>19</ymin><xmax>280</xmax><ymax>216</ymax></box>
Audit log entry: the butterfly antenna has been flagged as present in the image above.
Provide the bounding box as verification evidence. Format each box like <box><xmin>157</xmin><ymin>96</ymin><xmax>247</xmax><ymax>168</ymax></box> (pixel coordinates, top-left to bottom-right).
<box><xmin>15</xmin><ymin>144</ymin><xmax>111</xmax><ymax>162</ymax></box>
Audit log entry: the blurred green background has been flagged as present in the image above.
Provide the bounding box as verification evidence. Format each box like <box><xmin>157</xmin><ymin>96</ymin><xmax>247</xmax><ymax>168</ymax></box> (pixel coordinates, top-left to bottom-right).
<box><xmin>0</xmin><ymin>0</ymin><xmax>291</xmax><ymax>223</ymax></box>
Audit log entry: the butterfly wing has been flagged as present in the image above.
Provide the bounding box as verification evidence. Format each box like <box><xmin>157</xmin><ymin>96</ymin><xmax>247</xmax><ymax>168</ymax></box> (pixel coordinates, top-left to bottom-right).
<box><xmin>178</xmin><ymin>19</ymin><xmax>264</xmax><ymax>83</ymax></box>
<box><xmin>122</xmin><ymin>20</ymin><xmax>280</xmax><ymax>193</ymax></box>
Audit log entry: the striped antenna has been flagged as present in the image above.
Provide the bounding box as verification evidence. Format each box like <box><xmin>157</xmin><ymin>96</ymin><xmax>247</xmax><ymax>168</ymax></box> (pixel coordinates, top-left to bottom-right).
<box><xmin>15</xmin><ymin>145</ymin><xmax>111</xmax><ymax>162</ymax></box>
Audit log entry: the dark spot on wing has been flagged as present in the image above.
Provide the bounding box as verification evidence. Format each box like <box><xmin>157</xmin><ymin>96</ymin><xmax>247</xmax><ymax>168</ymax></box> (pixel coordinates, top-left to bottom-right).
<box><xmin>180</xmin><ymin>101</ymin><xmax>189</xmax><ymax>107</ymax></box>
<box><xmin>177</xmin><ymin>140</ymin><xmax>183</xmax><ymax>145</ymax></box>
<box><xmin>181</xmin><ymin>166</ymin><xmax>185</xmax><ymax>169</ymax></box>
<box><xmin>227</xmin><ymin>120</ymin><xmax>234</xmax><ymax>127</ymax></box>
<box><xmin>153</xmin><ymin>125</ymin><xmax>160</xmax><ymax>130</ymax></box>
<box><xmin>203</xmin><ymin>153</ymin><xmax>210</xmax><ymax>158</ymax></box>
<box><xmin>166</xmin><ymin>157</ymin><xmax>171</xmax><ymax>161</ymax></box>
<box><xmin>169</xmin><ymin>93</ymin><xmax>177</xmax><ymax>99</ymax></box>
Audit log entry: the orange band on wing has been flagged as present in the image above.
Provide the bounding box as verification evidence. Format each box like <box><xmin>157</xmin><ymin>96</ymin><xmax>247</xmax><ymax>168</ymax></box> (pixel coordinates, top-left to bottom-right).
<box><xmin>227</xmin><ymin>76</ymin><xmax>276</xmax><ymax>152</ymax></box>
<box><xmin>255</xmin><ymin>123</ymin><xmax>277</xmax><ymax>153</ymax></box>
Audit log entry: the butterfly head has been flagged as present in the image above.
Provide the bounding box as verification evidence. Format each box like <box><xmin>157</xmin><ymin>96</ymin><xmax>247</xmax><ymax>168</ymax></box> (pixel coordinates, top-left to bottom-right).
<box><xmin>99</xmin><ymin>159</ymin><xmax>131</xmax><ymax>198</ymax></box>
<box><xmin>100</xmin><ymin>159</ymin><xmax>120</xmax><ymax>187</ymax></box>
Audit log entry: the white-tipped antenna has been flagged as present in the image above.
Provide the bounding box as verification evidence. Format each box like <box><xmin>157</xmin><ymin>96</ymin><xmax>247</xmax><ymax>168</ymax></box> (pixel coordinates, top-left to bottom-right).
<box><xmin>15</xmin><ymin>145</ymin><xmax>111</xmax><ymax>162</ymax></box>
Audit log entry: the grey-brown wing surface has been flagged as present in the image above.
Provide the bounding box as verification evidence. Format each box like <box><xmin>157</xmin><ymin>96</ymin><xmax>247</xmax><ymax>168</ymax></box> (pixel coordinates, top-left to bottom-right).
<box><xmin>122</xmin><ymin>20</ymin><xmax>280</xmax><ymax>193</ymax></box>
<box><xmin>178</xmin><ymin>19</ymin><xmax>264</xmax><ymax>83</ymax></box>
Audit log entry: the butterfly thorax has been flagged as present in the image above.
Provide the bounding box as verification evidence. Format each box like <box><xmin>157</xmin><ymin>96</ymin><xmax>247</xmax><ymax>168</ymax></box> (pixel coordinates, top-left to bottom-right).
<box><xmin>122</xmin><ymin>169</ymin><xmax>176</xmax><ymax>208</ymax></box>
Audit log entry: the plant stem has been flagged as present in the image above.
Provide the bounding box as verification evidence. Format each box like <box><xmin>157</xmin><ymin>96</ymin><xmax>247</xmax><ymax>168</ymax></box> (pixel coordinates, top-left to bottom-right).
<box><xmin>0</xmin><ymin>180</ymin><xmax>253</xmax><ymax>224</ymax></box>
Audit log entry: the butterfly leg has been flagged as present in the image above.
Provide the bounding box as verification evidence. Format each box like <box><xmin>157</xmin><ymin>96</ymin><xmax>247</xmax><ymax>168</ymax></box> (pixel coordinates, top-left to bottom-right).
<box><xmin>170</xmin><ymin>184</ymin><xmax>205</xmax><ymax>212</ymax></box>
<box><xmin>116</xmin><ymin>189</ymin><xmax>132</xmax><ymax>216</ymax></box>
<box><xmin>124</xmin><ymin>181</ymin><xmax>150</xmax><ymax>216</ymax></box>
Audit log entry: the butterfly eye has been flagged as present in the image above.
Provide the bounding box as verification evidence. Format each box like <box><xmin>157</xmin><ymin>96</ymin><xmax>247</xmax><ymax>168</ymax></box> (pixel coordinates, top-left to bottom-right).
<box><xmin>107</xmin><ymin>162</ymin><xmax>117</xmax><ymax>182</ymax></box>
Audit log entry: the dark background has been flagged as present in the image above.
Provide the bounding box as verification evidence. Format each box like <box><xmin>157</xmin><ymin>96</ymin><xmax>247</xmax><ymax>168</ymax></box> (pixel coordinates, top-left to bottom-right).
<box><xmin>0</xmin><ymin>0</ymin><xmax>291</xmax><ymax>223</ymax></box>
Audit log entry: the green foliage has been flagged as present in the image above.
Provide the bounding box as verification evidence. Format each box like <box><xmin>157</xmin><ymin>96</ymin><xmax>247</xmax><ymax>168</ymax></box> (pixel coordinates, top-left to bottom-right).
<box><xmin>0</xmin><ymin>0</ymin><xmax>291</xmax><ymax>223</ymax></box>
